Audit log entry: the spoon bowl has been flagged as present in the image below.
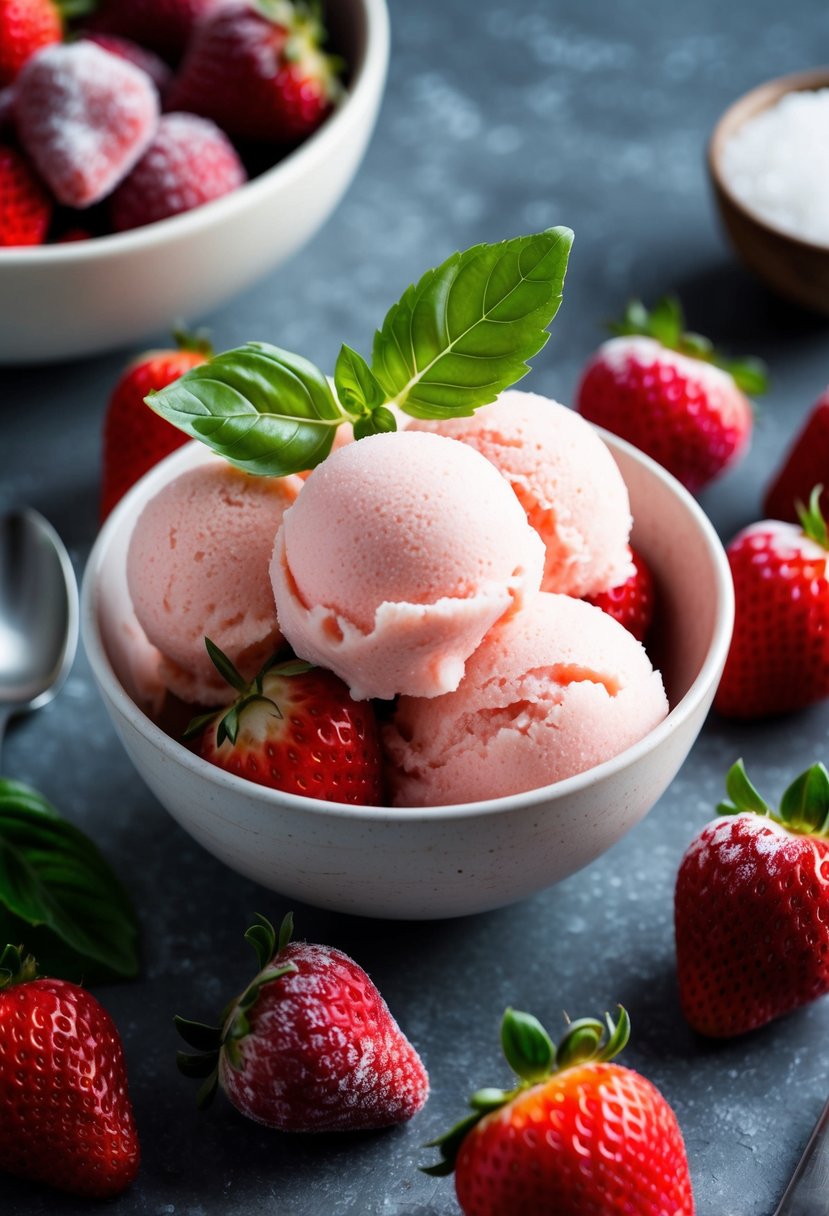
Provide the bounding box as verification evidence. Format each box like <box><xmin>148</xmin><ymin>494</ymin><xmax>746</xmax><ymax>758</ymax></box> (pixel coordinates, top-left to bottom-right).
<box><xmin>0</xmin><ymin>509</ymin><xmax>79</xmax><ymax>748</ymax></box>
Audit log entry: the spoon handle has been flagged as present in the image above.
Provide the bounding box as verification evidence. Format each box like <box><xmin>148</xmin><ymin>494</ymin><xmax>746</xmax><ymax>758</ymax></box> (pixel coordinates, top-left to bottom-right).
<box><xmin>774</xmin><ymin>1095</ymin><xmax>829</xmax><ymax>1215</ymax></box>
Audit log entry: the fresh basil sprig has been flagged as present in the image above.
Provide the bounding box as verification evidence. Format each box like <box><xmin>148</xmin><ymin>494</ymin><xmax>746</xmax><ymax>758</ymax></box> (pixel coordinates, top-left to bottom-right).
<box><xmin>147</xmin><ymin>226</ymin><xmax>574</xmax><ymax>476</ymax></box>
<box><xmin>0</xmin><ymin>779</ymin><xmax>139</xmax><ymax>983</ymax></box>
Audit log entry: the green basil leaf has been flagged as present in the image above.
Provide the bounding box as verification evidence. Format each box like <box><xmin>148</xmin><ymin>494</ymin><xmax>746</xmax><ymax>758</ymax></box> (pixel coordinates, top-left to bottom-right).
<box><xmin>334</xmin><ymin>343</ymin><xmax>386</xmax><ymax>415</ymax></box>
<box><xmin>146</xmin><ymin>342</ymin><xmax>348</xmax><ymax>476</ymax></box>
<box><xmin>0</xmin><ymin>779</ymin><xmax>139</xmax><ymax>983</ymax></box>
<box><xmin>370</xmin><ymin>227</ymin><xmax>574</xmax><ymax>420</ymax></box>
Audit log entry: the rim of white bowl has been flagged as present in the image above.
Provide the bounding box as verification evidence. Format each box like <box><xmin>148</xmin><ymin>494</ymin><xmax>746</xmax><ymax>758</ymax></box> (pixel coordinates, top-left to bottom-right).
<box><xmin>81</xmin><ymin>429</ymin><xmax>735</xmax><ymax>822</ymax></box>
<box><xmin>0</xmin><ymin>0</ymin><xmax>390</xmax><ymax>263</ymax></box>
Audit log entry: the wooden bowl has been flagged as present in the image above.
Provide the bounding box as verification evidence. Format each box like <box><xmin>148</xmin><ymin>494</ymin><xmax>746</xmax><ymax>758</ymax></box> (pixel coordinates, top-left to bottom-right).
<box><xmin>708</xmin><ymin>67</ymin><xmax>829</xmax><ymax>315</ymax></box>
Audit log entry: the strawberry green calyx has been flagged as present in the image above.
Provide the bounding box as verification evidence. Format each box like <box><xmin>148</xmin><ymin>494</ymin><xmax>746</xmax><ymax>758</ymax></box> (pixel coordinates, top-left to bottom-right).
<box><xmin>56</xmin><ymin>0</ymin><xmax>97</xmax><ymax>19</ymax></box>
<box><xmin>175</xmin><ymin>913</ymin><xmax>298</xmax><ymax>1109</ymax></box>
<box><xmin>718</xmin><ymin>758</ymin><xmax>829</xmax><ymax>836</ymax></box>
<box><xmin>422</xmin><ymin>1006</ymin><xmax>630</xmax><ymax>1178</ymax></box>
<box><xmin>171</xmin><ymin>328</ymin><xmax>214</xmax><ymax>358</ymax></box>
<box><xmin>0</xmin><ymin>944</ymin><xmax>38</xmax><ymax>990</ymax></box>
<box><xmin>796</xmin><ymin>485</ymin><xmax>829</xmax><ymax>549</ymax></box>
<box><xmin>610</xmin><ymin>296</ymin><xmax>768</xmax><ymax>396</ymax></box>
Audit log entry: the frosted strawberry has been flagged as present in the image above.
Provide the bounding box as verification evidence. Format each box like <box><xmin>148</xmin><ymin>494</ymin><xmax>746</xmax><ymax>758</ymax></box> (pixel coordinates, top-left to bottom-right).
<box><xmin>83</xmin><ymin>32</ymin><xmax>173</xmax><ymax>95</ymax></box>
<box><xmin>583</xmin><ymin>546</ymin><xmax>654</xmax><ymax>642</ymax></box>
<box><xmin>424</xmin><ymin>1006</ymin><xmax>694</xmax><ymax>1215</ymax></box>
<box><xmin>576</xmin><ymin>297</ymin><xmax>764</xmax><ymax>491</ymax></box>
<box><xmin>0</xmin><ymin>945</ymin><xmax>140</xmax><ymax>1197</ymax></box>
<box><xmin>166</xmin><ymin>0</ymin><xmax>343</xmax><ymax>144</ymax></box>
<box><xmin>764</xmin><ymin>387</ymin><xmax>829</xmax><ymax>523</ymax></box>
<box><xmin>0</xmin><ymin>142</ymin><xmax>52</xmax><ymax>245</ymax></box>
<box><xmin>111</xmin><ymin>112</ymin><xmax>246</xmax><ymax>232</ymax></box>
<box><xmin>676</xmin><ymin>759</ymin><xmax>829</xmax><ymax>1037</ymax></box>
<box><xmin>714</xmin><ymin>487</ymin><xmax>829</xmax><ymax>719</ymax></box>
<box><xmin>14</xmin><ymin>41</ymin><xmax>159</xmax><ymax>208</ymax></box>
<box><xmin>176</xmin><ymin>913</ymin><xmax>429</xmax><ymax>1131</ymax></box>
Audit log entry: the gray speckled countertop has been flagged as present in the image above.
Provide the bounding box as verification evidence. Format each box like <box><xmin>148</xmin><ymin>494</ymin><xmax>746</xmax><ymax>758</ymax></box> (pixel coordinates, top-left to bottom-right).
<box><xmin>3</xmin><ymin>1</ymin><xmax>829</xmax><ymax>1212</ymax></box>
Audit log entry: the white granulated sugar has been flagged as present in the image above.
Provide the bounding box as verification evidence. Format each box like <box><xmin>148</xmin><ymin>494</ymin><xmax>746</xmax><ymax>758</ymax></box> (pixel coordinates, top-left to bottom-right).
<box><xmin>721</xmin><ymin>89</ymin><xmax>829</xmax><ymax>245</ymax></box>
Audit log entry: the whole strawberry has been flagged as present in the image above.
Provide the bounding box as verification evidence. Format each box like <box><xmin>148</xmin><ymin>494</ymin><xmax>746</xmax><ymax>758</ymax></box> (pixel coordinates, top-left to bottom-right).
<box><xmin>176</xmin><ymin>913</ymin><xmax>429</xmax><ymax>1131</ymax></box>
<box><xmin>90</xmin><ymin>0</ymin><xmax>227</xmax><ymax>62</ymax></box>
<box><xmin>576</xmin><ymin>297</ymin><xmax>764</xmax><ymax>492</ymax></box>
<box><xmin>188</xmin><ymin>642</ymin><xmax>384</xmax><ymax>805</ymax></box>
<box><xmin>424</xmin><ymin>1006</ymin><xmax>694</xmax><ymax>1215</ymax></box>
<box><xmin>676</xmin><ymin>759</ymin><xmax>829</xmax><ymax>1038</ymax></box>
<box><xmin>583</xmin><ymin>546</ymin><xmax>654</xmax><ymax>642</ymax></box>
<box><xmin>0</xmin><ymin>142</ymin><xmax>51</xmax><ymax>245</ymax></box>
<box><xmin>111</xmin><ymin>112</ymin><xmax>246</xmax><ymax>232</ymax></box>
<box><xmin>166</xmin><ymin>0</ymin><xmax>343</xmax><ymax>144</ymax></box>
<box><xmin>714</xmin><ymin>487</ymin><xmax>829</xmax><ymax>718</ymax></box>
<box><xmin>0</xmin><ymin>0</ymin><xmax>61</xmax><ymax>86</ymax></box>
<box><xmin>764</xmin><ymin>387</ymin><xmax>829</xmax><ymax>523</ymax></box>
<box><xmin>100</xmin><ymin>331</ymin><xmax>212</xmax><ymax>519</ymax></box>
<box><xmin>0</xmin><ymin>944</ymin><xmax>140</xmax><ymax>1197</ymax></box>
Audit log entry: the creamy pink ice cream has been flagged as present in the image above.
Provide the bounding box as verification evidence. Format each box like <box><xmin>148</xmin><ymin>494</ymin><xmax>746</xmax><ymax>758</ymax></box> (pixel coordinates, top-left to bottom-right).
<box><xmin>127</xmin><ymin>457</ymin><xmax>302</xmax><ymax>704</ymax></box>
<box><xmin>408</xmin><ymin>390</ymin><xmax>633</xmax><ymax>597</ymax></box>
<box><xmin>270</xmin><ymin>430</ymin><xmax>545</xmax><ymax>701</ymax></box>
<box><xmin>383</xmin><ymin>592</ymin><xmax>668</xmax><ymax>806</ymax></box>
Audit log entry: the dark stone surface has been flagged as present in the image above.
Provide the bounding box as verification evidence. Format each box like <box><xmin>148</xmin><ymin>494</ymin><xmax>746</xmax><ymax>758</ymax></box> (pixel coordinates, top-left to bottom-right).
<box><xmin>2</xmin><ymin>0</ymin><xmax>829</xmax><ymax>1211</ymax></box>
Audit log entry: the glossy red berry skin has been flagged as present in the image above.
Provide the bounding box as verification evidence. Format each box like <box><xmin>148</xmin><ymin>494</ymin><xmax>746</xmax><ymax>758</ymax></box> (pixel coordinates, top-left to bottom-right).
<box><xmin>0</xmin><ymin>0</ymin><xmax>61</xmax><ymax>86</ymax></box>
<box><xmin>763</xmin><ymin>391</ymin><xmax>829</xmax><ymax>523</ymax></box>
<box><xmin>0</xmin><ymin>142</ymin><xmax>51</xmax><ymax>245</ymax></box>
<box><xmin>584</xmin><ymin>547</ymin><xmax>654</xmax><ymax>642</ymax></box>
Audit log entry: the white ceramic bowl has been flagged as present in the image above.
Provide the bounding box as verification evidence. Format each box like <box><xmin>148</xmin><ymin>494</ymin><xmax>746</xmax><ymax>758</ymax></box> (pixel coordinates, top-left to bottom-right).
<box><xmin>0</xmin><ymin>0</ymin><xmax>389</xmax><ymax>365</ymax></box>
<box><xmin>82</xmin><ymin>433</ymin><xmax>734</xmax><ymax>920</ymax></box>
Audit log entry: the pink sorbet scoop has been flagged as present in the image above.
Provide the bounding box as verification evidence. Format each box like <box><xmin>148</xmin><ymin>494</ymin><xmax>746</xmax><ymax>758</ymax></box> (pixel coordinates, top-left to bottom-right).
<box><xmin>383</xmin><ymin>592</ymin><xmax>669</xmax><ymax>806</ymax></box>
<box><xmin>127</xmin><ymin>457</ymin><xmax>302</xmax><ymax>705</ymax></box>
<box><xmin>408</xmin><ymin>390</ymin><xmax>633</xmax><ymax>597</ymax></box>
<box><xmin>270</xmin><ymin>430</ymin><xmax>545</xmax><ymax>701</ymax></box>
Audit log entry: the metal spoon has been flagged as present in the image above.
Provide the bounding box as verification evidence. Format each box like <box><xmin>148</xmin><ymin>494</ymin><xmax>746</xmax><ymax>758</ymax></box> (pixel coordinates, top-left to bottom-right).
<box><xmin>774</xmin><ymin>1095</ymin><xmax>829</xmax><ymax>1215</ymax></box>
<box><xmin>0</xmin><ymin>508</ymin><xmax>79</xmax><ymax>761</ymax></box>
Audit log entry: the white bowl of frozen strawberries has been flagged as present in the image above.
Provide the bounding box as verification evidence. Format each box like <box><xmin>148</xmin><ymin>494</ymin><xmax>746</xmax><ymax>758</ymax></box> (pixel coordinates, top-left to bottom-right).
<box><xmin>0</xmin><ymin>0</ymin><xmax>390</xmax><ymax>364</ymax></box>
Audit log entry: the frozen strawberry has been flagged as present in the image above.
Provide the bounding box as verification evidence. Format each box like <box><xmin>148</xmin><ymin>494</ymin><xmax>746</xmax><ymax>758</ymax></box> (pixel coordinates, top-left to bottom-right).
<box><xmin>91</xmin><ymin>0</ymin><xmax>228</xmax><ymax>62</ymax></box>
<box><xmin>714</xmin><ymin>487</ymin><xmax>829</xmax><ymax>719</ymax></box>
<box><xmin>83</xmin><ymin>32</ymin><xmax>173</xmax><ymax>95</ymax></box>
<box><xmin>111</xmin><ymin>112</ymin><xmax>246</xmax><ymax>232</ymax></box>
<box><xmin>0</xmin><ymin>141</ymin><xmax>51</xmax><ymax>245</ymax></box>
<box><xmin>763</xmin><ymin>387</ymin><xmax>829</xmax><ymax>523</ymax></box>
<box><xmin>166</xmin><ymin>0</ymin><xmax>343</xmax><ymax>144</ymax></box>
<box><xmin>0</xmin><ymin>0</ymin><xmax>61</xmax><ymax>86</ymax></box>
<box><xmin>577</xmin><ymin>297</ymin><xmax>764</xmax><ymax>492</ymax></box>
<box><xmin>176</xmin><ymin>913</ymin><xmax>429</xmax><ymax>1132</ymax></box>
<box><xmin>583</xmin><ymin>546</ymin><xmax>654</xmax><ymax>642</ymax></box>
<box><xmin>14</xmin><ymin>41</ymin><xmax>159</xmax><ymax>208</ymax></box>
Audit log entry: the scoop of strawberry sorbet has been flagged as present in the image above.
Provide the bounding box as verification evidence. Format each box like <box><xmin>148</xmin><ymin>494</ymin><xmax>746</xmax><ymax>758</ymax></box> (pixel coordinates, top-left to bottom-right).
<box><xmin>270</xmin><ymin>430</ymin><xmax>545</xmax><ymax>701</ymax></box>
<box><xmin>408</xmin><ymin>390</ymin><xmax>633</xmax><ymax>597</ymax></box>
<box><xmin>127</xmin><ymin>457</ymin><xmax>302</xmax><ymax>705</ymax></box>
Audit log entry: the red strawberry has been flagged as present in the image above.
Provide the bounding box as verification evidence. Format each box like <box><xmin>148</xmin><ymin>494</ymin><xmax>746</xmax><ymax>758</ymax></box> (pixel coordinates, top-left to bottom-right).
<box><xmin>176</xmin><ymin>913</ymin><xmax>429</xmax><ymax>1131</ymax></box>
<box><xmin>83</xmin><ymin>32</ymin><xmax>173</xmax><ymax>95</ymax></box>
<box><xmin>424</xmin><ymin>1006</ymin><xmax>694</xmax><ymax>1216</ymax></box>
<box><xmin>0</xmin><ymin>944</ymin><xmax>140</xmax><ymax>1197</ymax></box>
<box><xmin>91</xmin><ymin>0</ymin><xmax>227</xmax><ymax>62</ymax></box>
<box><xmin>111</xmin><ymin>112</ymin><xmax>246</xmax><ymax>232</ymax></box>
<box><xmin>100</xmin><ymin>332</ymin><xmax>212</xmax><ymax>519</ymax></box>
<box><xmin>714</xmin><ymin>487</ymin><xmax>829</xmax><ymax>718</ymax></box>
<box><xmin>14</xmin><ymin>41</ymin><xmax>159</xmax><ymax>208</ymax></box>
<box><xmin>576</xmin><ymin>297</ymin><xmax>763</xmax><ymax>492</ymax></box>
<box><xmin>763</xmin><ymin>387</ymin><xmax>829</xmax><ymax>523</ymax></box>
<box><xmin>189</xmin><ymin>642</ymin><xmax>384</xmax><ymax>805</ymax></box>
<box><xmin>0</xmin><ymin>0</ymin><xmax>61</xmax><ymax>86</ymax></box>
<box><xmin>166</xmin><ymin>1</ymin><xmax>343</xmax><ymax>144</ymax></box>
<box><xmin>0</xmin><ymin>142</ymin><xmax>51</xmax><ymax>245</ymax></box>
<box><xmin>676</xmin><ymin>759</ymin><xmax>829</xmax><ymax>1037</ymax></box>
<box><xmin>583</xmin><ymin>546</ymin><xmax>654</xmax><ymax>642</ymax></box>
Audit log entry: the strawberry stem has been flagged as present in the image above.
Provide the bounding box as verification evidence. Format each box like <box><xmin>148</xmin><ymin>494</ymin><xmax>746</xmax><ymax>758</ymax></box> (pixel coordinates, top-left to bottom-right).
<box><xmin>796</xmin><ymin>485</ymin><xmax>829</xmax><ymax>549</ymax></box>
<box><xmin>0</xmin><ymin>944</ymin><xmax>38</xmax><ymax>989</ymax></box>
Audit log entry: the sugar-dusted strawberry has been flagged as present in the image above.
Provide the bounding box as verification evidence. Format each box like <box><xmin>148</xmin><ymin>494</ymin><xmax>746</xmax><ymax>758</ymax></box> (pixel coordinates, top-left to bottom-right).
<box><xmin>100</xmin><ymin>331</ymin><xmax>212</xmax><ymax>519</ymax></box>
<box><xmin>166</xmin><ymin>1</ymin><xmax>343</xmax><ymax>144</ymax></box>
<box><xmin>0</xmin><ymin>0</ymin><xmax>62</xmax><ymax>86</ymax></box>
<box><xmin>14</xmin><ymin>41</ymin><xmax>159</xmax><ymax>208</ymax></box>
<box><xmin>176</xmin><ymin>913</ymin><xmax>429</xmax><ymax>1131</ymax></box>
<box><xmin>111</xmin><ymin>112</ymin><xmax>246</xmax><ymax>232</ymax></box>
<box><xmin>0</xmin><ymin>141</ymin><xmax>51</xmax><ymax>245</ymax></box>
<box><xmin>90</xmin><ymin>0</ymin><xmax>227</xmax><ymax>62</ymax></box>
<box><xmin>763</xmin><ymin>387</ymin><xmax>829</xmax><ymax>523</ymax></box>
<box><xmin>714</xmin><ymin>487</ymin><xmax>829</xmax><ymax>718</ymax></box>
<box><xmin>0</xmin><ymin>944</ymin><xmax>140</xmax><ymax>1197</ymax></box>
<box><xmin>676</xmin><ymin>759</ymin><xmax>829</xmax><ymax>1038</ymax></box>
<box><xmin>424</xmin><ymin>1006</ymin><xmax>693</xmax><ymax>1215</ymax></box>
<box><xmin>188</xmin><ymin>642</ymin><xmax>384</xmax><ymax>805</ymax></box>
<box><xmin>576</xmin><ymin>297</ymin><xmax>764</xmax><ymax>492</ymax></box>
<box><xmin>583</xmin><ymin>546</ymin><xmax>654</xmax><ymax>642</ymax></box>
<box><xmin>83</xmin><ymin>32</ymin><xmax>173</xmax><ymax>95</ymax></box>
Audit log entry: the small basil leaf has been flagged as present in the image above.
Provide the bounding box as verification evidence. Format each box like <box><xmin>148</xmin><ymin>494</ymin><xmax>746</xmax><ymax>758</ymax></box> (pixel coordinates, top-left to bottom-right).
<box><xmin>371</xmin><ymin>227</ymin><xmax>574</xmax><ymax>420</ymax></box>
<box><xmin>334</xmin><ymin>343</ymin><xmax>386</xmax><ymax>415</ymax></box>
<box><xmin>0</xmin><ymin>780</ymin><xmax>139</xmax><ymax>982</ymax></box>
<box><xmin>146</xmin><ymin>342</ymin><xmax>347</xmax><ymax>476</ymax></box>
